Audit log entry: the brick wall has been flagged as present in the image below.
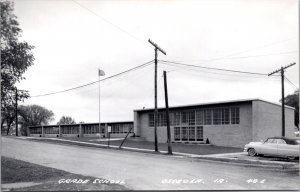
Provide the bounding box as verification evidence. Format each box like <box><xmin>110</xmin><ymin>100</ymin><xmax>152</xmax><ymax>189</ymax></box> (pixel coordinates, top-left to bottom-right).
<box><xmin>252</xmin><ymin>100</ymin><xmax>295</xmax><ymax>141</ymax></box>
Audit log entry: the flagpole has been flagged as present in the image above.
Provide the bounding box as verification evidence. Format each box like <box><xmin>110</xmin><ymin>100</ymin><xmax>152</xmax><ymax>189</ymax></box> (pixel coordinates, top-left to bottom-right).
<box><xmin>98</xmin><ymin>69</ymin><xmax>101</xmax><ymax>139</ymax></box>
<box><xmin>98</xmin><ymin>68</ymin><xmax>105</xmax><ymax>140</ymax></box>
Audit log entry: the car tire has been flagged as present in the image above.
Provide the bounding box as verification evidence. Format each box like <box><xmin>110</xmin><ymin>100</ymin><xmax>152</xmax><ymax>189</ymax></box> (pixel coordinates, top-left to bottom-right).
<box><xmin>248</xmin><ymin>148</ymin><xmax>256</xmax><ymax>157</ymax></box>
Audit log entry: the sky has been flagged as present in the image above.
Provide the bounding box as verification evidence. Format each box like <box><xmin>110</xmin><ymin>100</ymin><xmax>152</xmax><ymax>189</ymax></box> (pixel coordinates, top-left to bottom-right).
<box><xmin>14</xmin><ymin>0</ymin><xmax>299</xmax><ymax>124</ymax></box>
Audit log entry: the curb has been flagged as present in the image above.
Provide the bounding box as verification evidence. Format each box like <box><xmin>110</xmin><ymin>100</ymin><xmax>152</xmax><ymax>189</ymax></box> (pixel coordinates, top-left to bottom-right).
<box><xmin>190</xmin><ymin>156</ymin><xmax>299</xmax><ymax>169</ymax></box>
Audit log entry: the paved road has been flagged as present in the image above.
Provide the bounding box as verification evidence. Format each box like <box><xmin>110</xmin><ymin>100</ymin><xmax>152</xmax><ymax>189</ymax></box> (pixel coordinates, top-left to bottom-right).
<box><xmin>2</xmin><ymin>137</ymin><xmax>299</xmax><ymax>190</ymax></box>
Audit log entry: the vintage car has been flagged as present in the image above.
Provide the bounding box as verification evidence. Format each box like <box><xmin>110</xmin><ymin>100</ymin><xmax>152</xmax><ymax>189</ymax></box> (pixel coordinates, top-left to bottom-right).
<box><xmin>244</xmin><ymin>137</ymin><xmax>300</xmax><ymax>159</ymax></box>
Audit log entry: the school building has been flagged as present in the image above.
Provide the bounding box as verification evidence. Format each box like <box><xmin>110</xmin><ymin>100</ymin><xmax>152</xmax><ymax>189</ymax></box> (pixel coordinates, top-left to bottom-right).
<box><xmin>28</xmin><ymin>121</ymin><xmax>134</xmax><ymax>138</ymax></box>
<box><xmin>133</xmin><ymin>99</ymin><xmax>295</xmax><ymax>148</ymax></box>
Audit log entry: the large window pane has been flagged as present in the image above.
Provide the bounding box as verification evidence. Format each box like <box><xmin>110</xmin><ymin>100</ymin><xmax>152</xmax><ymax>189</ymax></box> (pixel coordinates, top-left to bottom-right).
<box><xmin>181</xmin><ymin>127</ymin><xmax>188</xmax><ymax>141</ymax></box>
<box><xmin>196</xmin><ymin>110</ymin><xmax>204</xmax><ymax>125</ymax></box>
<box><xmin>213</xmin><ymin>109</ymin><xmax>221</xmax><ymax>125</ymax></box>
<box><xmin>222</xmin><ymin>108</ymin><xmax>230</xmax><ymax>124</ymax></box>
<box><xmin>174</xmin><ymin>127</ymin><xmax>180</xmax><ymax>141</ymax></box>
<box><xmin>188</xmin><ymin>111</ymin><xmax>195</xmax><ymax>125</ymax></box>
<box><xmin>188</xmin><ymin>127</ymin><xmax>195</xmax><ymax>141</ymax></box>
<box><xmin>181</xmin><ymin>112</ymin><xmax>188</xmax><ymax>125</ymax></box>
<box><xmin>204</xmin><ymin>109</ymin><xmax>212</xmax><ymax>125</ymax></box>
<box><xmin>148</xmin><ymin>113</ymin><xmax>154</xmax><ymax>127</ymax></box>
<box><xmin>231</xmin><ymin>107</ymin><xmax>240</xmax><ymax>124</ymax></box>
<box><xmin>196</xmin><ymin>126</ymin><xmax>203</xmax><ymax>141</ymax></box>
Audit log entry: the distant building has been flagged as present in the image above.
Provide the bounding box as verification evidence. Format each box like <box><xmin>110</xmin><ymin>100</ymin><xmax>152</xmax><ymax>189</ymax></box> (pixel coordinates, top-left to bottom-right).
<box><xmin>28</xmin><ymin>121</ymin><xmax>134</xmax><ymax>138</ymax></box>
<box><xmin>133</xmin><ymin>99</ymin><xmax>295</xmax><ymax>148</ymax></box>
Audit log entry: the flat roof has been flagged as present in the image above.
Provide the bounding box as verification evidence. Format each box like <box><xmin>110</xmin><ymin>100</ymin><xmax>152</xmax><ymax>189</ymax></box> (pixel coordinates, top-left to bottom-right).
<box><xmin>134</xmin><ymin>98</ymin><xmax>295</xmax><ymax>112</ymax></box>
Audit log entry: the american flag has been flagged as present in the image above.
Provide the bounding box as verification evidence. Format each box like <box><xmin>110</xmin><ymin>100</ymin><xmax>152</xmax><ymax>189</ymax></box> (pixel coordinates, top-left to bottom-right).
<box><xmin>98</xmin><ymin>69</ymin><xmax>105</xmax><ymax>76</ymax></box>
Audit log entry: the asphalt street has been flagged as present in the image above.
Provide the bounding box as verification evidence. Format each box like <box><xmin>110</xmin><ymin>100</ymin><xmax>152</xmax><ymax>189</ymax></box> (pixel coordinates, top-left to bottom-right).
<box><xmin>2</xmin><ymin>137</ymin><xmax>299</xmax><ymax>190</ymax></box>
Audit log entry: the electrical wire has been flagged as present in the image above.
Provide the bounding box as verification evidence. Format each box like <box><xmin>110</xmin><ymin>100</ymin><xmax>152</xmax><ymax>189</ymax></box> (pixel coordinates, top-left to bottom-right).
<box><xmin>30</xmin><ymin>60</ymin><xmax>154</xmax><ymax>98</ymax></box>
<box><xmin>72</xmin><ymin>0</ymin><xmax>149</xmax><ymax>48</ymax></box>
<box><xmin>209</xmin><ymin>50</ymin><xmax>299</xmax><ymax>60</ymax></box>
<box><xmin>171</xmin><ymin>38</ymin><xmax>297</xmax><ymax>64</ymax></box>
<box><xmin>159</xmin><ymin>60</ymin><xmax>268</xmax><ymax>76</ymax></box>
<box><xmin>284</xmin><ymin>76</ymin><xmax>299</xmax><ymax>90</ymax></box>
<box><xmin>158</xmin><ymin>63</ymin><xmax>277</xmax><ymax>80</ymax></box>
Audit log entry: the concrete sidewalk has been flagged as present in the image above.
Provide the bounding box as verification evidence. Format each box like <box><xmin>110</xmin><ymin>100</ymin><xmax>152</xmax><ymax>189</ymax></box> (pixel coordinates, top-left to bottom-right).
<box><xmin>17</xmin><ymin>136</ymin><xmax>299</xmax><ymax>169</ymax></box>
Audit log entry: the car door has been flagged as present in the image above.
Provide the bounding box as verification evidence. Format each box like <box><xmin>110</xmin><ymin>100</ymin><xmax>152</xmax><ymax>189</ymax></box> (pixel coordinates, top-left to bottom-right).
<box><xmin>262</xmin><ymin>138</ymin><xmax>278</xmax><ymax>156</ymax></box>
<box><xmin>277</xmin><ymin>139</ymin><xmax>299</xmax><ymax>157</ymax></box>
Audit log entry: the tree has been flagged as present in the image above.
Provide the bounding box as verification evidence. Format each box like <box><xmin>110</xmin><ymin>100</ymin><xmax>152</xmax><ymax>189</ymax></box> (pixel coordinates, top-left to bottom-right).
<box><xmin>18</xmin><ymin>105</ymin><xmax>54</xmax><ymax>124</ymax></box>
<box><xmin>282</xmin><ymin>90</ymin><xmax>299</xmax><ymax>129</ymax></box>
<box><xmin>1</xmin><ymin>0</ymin><xmax>35</xmax><ymax>134</ymax></box>
<box><xmin>18</xmin><ymin>105</ymin><xmax>54</xmax><ymax>136</ymax></box>
<box><xmin>57</xmin><ymin>116</ymin><xmax>76</xmax><ymax>125</ymax></box>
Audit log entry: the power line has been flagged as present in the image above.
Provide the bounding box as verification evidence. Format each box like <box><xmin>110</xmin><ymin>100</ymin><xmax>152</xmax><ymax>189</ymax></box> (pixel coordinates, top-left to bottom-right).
<box><xmin>284</xmin><ymin>76</ymin><xmax>299</xmax><ymax>90</ymax></box>
<box><xmin>213</xmin><ymin>50</ymin><xmax>299</xmax><ymax>60</ymax></box>
<box><xmin>72</xmin><ymin>0</ymin><xmax>149</xmax><ymax>48</ymax></box>
<box><xmin>159</xmin><ymin>63</ymin><xmax>278</xmax><ymax>79</ymax></box>
<box><xmin>30</xmin><ymin>60</ymin><xmax>154</xmax><ymax>98</ymax></box>
<box><xmin>171</xmin><ymin>38</ymin><xmax>297</xmax><ymax>64</ymax></box>
<box><xmin>199</xmin><ymin>37</ymin><xmax>295</xmax><ymax>61</ymax></box>
<box><xmin>159</xmin><ymin>60</ymin><xmax>268</xmax><ymax>76</ymax></box>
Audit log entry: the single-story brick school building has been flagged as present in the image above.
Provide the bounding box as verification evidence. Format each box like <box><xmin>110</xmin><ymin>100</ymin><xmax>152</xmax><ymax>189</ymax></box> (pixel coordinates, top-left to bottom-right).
<box><xmin>28</xmin><ymin>121</ymin><xmax>134</xmax><ymax>138</ymax></box>
<box><xmin>27</xmin><ymin>98</ymin><xmax>295</xmax><ymax>148</ymax></box>
<box><xmin>133</xmin><ymin>99</ymin><xmax>295</xmax><ymax>147</ymax></box>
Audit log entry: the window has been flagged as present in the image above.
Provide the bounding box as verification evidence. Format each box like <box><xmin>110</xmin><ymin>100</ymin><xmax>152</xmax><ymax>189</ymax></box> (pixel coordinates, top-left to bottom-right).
<box><xmin>158</xmin><ymin>112</ymin><xmax>167</xmax><ymax>127</ymax></box>
<box><xmin>62</xmin><ymin>126</ymin><xmax>79</xmax><ymax>134</ymax></box>
<box><xmin>188</xmin><ymin>127</ymin><xmax>196</xmax><ymax>141</ymax></box>
<box><xmin>196</xmin><ymin>126</ymin><xmax>203</xmax><ymax>141</ymax></box>
<box><xmin>170</xmin><ymin>112</ymin><xmax>180</xmax><ymax>126</ymax></box>
<box><xmin>277</xmin><ymin>139</ymin><xmax>286</xmax><ymax>144</ymax></box>
<box><xmin>196</xmin><ymin>110</ymin><xmax>204</xmax><ymax>125</ymax></box>
<box><xmin>181</xmin><ymin>127</ymin><xmax>188</xmax><ymax>141</ymax></box>
<box><xmin>149</xmin><ymin>113</ymin><xmax>154</xmax><ymax>127</ymax></box>
<box><xmin>181</xmin><ymin>112</ymin><xmax>188</xmax><ymax>125</ymax></box>
<box><xmin>212</xmin><ymin>108</ymin><xmax>230</xmax><ymax>125</ymax></box>
<box><xmin>174</xmin><ymin>112</ymin><xmax>180</xmax><ymax>126</ymax></box>
<box><xmin>188</xmin><ymin>111</ymin><xmax>195</xmax><ymax>125</ymax></box>
<box><xmin>44</xmin><ymin>126</ymin><xmax>59</xmax><ymax>134</ymax></box>
<box><xmin>213</xmin><ymin>109</ymin><xmax>221</xmax><ymax>125</ymax></box>
<box><xmin>30</xmin><ymin>127</ymin><xmax>42</xmax><ymax>134</ymax></box>
<box><xmin>111</xmin><ymin>124</ymin><xmax>120</xmax><ymax>133</ymax></box>
<box><xmin>231</xmin><ymin>107</ymin><xmax>240</xmax><ymax>124</ymax></box>
<box><xmin>204</xmin><ymin>109</ymin><xmax>212</xmax><ymax>125</ymax></box>
<box><xmin>100</xmin><ymin>125</ymin><xmax>105</xmax><ymax>133</ymax></box>
<box><xmin>222</xmin><ymin>108</ymin><xmax>230</xmax><ymax>124</ymax></box>
<box><xmin>266</xmin><ymin>138</ymin><xmax>277</xmax><ymax>144</ymax></box>
<box><xmin>174</xmin><ymin>127</ymin><xmax>180</xmax><ymax>141</ymax></box>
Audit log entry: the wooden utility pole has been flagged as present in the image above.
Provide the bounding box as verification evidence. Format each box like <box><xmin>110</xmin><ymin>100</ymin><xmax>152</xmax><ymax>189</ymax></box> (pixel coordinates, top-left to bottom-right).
<box><xmin>268</xmin><ymin>62</ymin><xmax>296</xmax><ymax>137</ymax></box>
<box><xmin>148</xmin><ymin>39</ymin><xmax>166</xmax><ymax>152</ymax></box>
<box><xmin>15</xmin><ymin>88</ymin><xmax>18</xmax><ymax>136</ymax></box>
<box><xmin>163</xmin><ymin>71</ymin><xmax>173</xmax><ymax>155</ymax></box>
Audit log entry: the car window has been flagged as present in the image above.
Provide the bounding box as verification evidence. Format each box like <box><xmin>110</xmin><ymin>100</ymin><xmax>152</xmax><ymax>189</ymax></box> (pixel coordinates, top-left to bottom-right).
<box><xmin>277</xmin><ymin>139</ymin><xmax>286</xmax><ymax>144</ymax></box>
<box><xmin>266</xmin><ymin>139</ymin><xmax>277</xmax><ymax>144</ymax></box>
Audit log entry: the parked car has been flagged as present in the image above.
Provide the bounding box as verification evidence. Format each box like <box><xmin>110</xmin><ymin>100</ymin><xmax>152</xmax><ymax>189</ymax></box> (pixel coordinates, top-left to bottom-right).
<box><xmin>244</xmin><ymin>137</ymin><xmax>300</xmax><ymax>159</ymax></box>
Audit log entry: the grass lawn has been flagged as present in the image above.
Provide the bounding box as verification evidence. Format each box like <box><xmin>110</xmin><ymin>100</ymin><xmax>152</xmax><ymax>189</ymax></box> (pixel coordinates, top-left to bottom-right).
<box><xmin>24</xmin><ymin>136</ymin><xmax>243</xmax><ymax>155</ymax></box>
<box><xmin>1</xmin><ymin>156</ymin><xmax>128</xmax><ymax>191</ymax></box>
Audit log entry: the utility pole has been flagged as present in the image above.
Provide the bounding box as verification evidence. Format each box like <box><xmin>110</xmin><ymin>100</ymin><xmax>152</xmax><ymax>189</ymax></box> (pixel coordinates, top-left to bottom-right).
<box><xmin>148</xmin><ymin>39</ymin><xmax>166</xmax><ymax>152</ymax></box>
<box><xmin>163</xmin><ymin>71</ymin><xmax>173</xmax><ymax>155</ymax></box>
<box><xmin>268</xmin><ymin>62</ymin><xmax>296</xmax><ymax>137</ymax></box>
<box><xmin>15</xmin><ymin>88</ymin><xmax>18</xmax><ymax>136</ymax></box>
